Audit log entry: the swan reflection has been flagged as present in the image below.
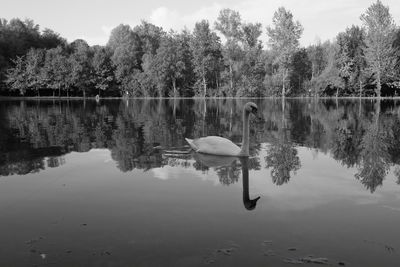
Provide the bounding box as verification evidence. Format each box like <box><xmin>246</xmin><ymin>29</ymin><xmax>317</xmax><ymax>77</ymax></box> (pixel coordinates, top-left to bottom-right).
<box><xmin>192</xmin><ymin>152</ymin><xmax>260</xmax><ymax>211</ymax></box>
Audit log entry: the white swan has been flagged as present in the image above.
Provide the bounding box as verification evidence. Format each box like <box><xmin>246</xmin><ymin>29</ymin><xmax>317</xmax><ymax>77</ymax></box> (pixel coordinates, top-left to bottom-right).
<box><xmin>185</xmin><ymin>102</ymin><xmax>258</xmax><ymax>157</ymax></box>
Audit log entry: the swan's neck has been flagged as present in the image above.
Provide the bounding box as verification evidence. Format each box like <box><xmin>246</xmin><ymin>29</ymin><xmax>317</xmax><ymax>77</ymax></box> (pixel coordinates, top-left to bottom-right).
<box><xmin>239</xmin><ymin>110</ymin><xmax>250</xmax><ymax>156</ymax></box>
<box><xmin>241</xmin><ymin>157</ymin><xmax>250</xmax><ymax>202</ymax></box>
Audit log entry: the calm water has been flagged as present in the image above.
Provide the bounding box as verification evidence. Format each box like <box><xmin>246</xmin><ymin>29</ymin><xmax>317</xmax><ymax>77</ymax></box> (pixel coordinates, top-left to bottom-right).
<box><xmin>1</xmin><ymin>98</ymin><xmax>400</xmax><ymax>267</ymax></box>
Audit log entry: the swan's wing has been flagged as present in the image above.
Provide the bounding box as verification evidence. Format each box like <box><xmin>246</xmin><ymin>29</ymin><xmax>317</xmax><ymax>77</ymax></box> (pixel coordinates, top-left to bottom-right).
<box><xmin>192</xmin><ymin>136</ymin><xmax>241</xmax><ymax>156</ymax></box>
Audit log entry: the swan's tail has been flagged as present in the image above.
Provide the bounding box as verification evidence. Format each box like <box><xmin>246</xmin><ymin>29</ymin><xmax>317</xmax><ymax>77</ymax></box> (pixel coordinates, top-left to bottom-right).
<box><xmin>185</xmin><ymin>138</ymin><xmax>197</xmax><ymax>151</ymax></box>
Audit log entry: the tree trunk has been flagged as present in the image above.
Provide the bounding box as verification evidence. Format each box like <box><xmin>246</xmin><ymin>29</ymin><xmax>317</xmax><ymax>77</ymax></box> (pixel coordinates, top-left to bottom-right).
<box><xmin>375</xmin><ymin>100</ymin><xmax>381</xmax><ymax>124</ymax></box>
<box><xmin>58</xmin><ymin>87</ymin><xmax>61</xmax><ymax>98</ymax></box>
<box><xmin>336</xmin><ymin>87</ymin><xmax>339</xmax><ymax>98</ymax></box>
<box><xmin>203</xmin><ymin>75</ymin><xmax>207</xmax><ymax>97</ymax></box>
<box><xmin>229</xmin><ymin>63</ymin><xmax>233</xmax><ymax>90</ymax></box>
<box><xmin>53</xmin><ymin>90</ymin><xmax>55</xmax><ymax>98</ymax></box>
<box><xmin>298</xmin><ymin>76</ymin><xmax>301</xmax><ymax>92</ymax></box>
<box><xmin>282</xmin><ymin>69</ymin><xmax>286</xmax><ymax>98</ymax></box>
<box><xmin>67</xmin><ymin>89</ymin><xmax>69</xmax><ymax>98</ymax></box>
<box><xmin>376</xmin><ymin>70</ymin><xmax>381</xmax><ymax>98</ymax></box>
<box><xmin>311</xmin><ymin>62</ymin><xmax>314</xmax><ymax>80</ymax></box>
<box><xmin>359</xmin><ymin>79</ymin><xmax>362</xmax><ymax>98</ymax></box>
<box><xmin>172</xmin><ymin>78</ymin><xmax>176</xmax><ymax>97</ymax></box>
<box><xmin>216</xmin><ymin>73</ymin><xmax>219</xmax><ymax>95</ymax></box>
<box><xmin>173</xmin><ymin>98</ymin><xmax>176</xmax><ymax>118</ymax></box>
<box><xmin>83</xmin><ymin>90</ymin><xmax>86</xmax><ymax>99</ymax></box>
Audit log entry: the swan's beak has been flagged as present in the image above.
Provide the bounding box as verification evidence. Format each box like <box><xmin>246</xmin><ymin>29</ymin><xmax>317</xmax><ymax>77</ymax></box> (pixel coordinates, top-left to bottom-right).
<box><xmin>244</xmin><ymin>196</ymin><xmax>261</xmax><ymax>210</ymax></box>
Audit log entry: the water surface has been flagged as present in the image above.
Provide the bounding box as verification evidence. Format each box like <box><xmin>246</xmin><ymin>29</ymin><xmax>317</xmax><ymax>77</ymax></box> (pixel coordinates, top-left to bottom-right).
<box><xmin>1</xmin><ymin>99</ymin><xmax>400</xmax><ymax>266</ymax></box>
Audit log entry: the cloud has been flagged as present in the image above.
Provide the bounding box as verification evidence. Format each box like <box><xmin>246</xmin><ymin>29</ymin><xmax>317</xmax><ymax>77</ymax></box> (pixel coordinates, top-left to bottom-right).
<box><xmin>149</xmin><ymin>7</ymin><xmax>181</xmax><ymax>32</ymax></box>
<box><xmin>152</xmin><ymin>165</ymin><xmax>221</xmax><ymax>185</ymax></box>
<box><xmin>181</xmin><ymin>2</ymin><xmax>223</xmax><ymax>27</ymax></box>
<box><xmin>75</xmin><ymin>25</ymin><xmax>114</xmax><ymax>46</ymax></box>
<box><xmin>147</xmin><ymin>0</ymin><xmax>400</xmax><ymax>46</ymax></box>
<box><xmin>74</xmin><ymin>0</ymin><xmax>400</xmax><ymax>46</ymax></box>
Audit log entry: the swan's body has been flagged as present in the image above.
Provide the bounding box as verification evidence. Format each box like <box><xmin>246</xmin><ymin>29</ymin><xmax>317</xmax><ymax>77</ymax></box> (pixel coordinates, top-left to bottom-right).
<box><xmin>185</xmin><ymin>136</ymin><xmax>240</xmax><ymax>156</ymax></box>
<box><xmin>185</xmin><ymin>102</ymin><xmax>258</xmax><ymax>157</ymax></box>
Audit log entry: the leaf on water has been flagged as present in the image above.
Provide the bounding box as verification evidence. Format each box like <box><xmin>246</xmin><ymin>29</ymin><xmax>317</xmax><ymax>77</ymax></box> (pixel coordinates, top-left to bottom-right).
<box><xmin>283</xmin><ymin>258</ymin><xmax>303</xmax><ymax>264</ymax></box>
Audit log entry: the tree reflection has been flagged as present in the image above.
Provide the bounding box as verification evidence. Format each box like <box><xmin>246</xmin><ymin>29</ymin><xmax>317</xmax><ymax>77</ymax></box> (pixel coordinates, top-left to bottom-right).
<box><xmin>355</xmin><ymin>102</ymin><xmax>391</xmax><ymax>193</ymax></box>
<box><xmin>393</xmin><ymin>166</ymin><xmax>400</xmax><ymax>185</ymax></box>
<box><xmin>330</xmin><ymin>106</ymin><xmax>363</xmax><ymax>168</ymax></box>
<box><xmin>265</xmin><ymin>142</ymin><xmax>301</xmax><ymax>185</ymax></box>
<box><xmin>1</xmin><ymin>99</ymin><xmax>400</xmax><ymax>193</ymax></box>
<box><xmin>192</xmin><ymin>152</ymin><xmax>241</xmax><ymax>185</ymax></box>
<box><xmin>265</xmin><ymin>100</ymin><xmax>301</xmax><ymax>185</ymax></box>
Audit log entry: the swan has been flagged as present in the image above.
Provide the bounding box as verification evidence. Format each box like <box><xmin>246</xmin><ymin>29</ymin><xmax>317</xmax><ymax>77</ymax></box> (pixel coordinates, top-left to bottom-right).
<box><xmin>185</xmin><ymin>102</ymin><xmax>258</xmax><ymax>157</ymax></box>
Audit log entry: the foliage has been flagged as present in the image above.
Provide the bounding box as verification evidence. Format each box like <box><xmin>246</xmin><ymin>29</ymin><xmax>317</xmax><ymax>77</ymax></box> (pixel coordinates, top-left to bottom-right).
<box><xmin>360</xmin><ymin>0</ymin><xmax>398</xmax><ymax>97</ymax></box>
<box><xmin>1</xmin><ymin>2</ymin><xmax>400</xmax><ymax>97</ymax></box>
<box><xmin>266</xmin><ymin>7</ymin><xmax>303</xmax><ymax>97</ymax></box>
<box><xmin>190</xmin><ymin>20</ymin><xmax>222</xmax><ymax>97</ymax></box>
<box><xmin>336</xmin><ymin>26</ymin><xmax>366</xmax><ymax>96</ymax></box>
<box><xmin>265</xmin><ymin>141</ymin><xmax>301</xmax><ymax>185</ymax></box>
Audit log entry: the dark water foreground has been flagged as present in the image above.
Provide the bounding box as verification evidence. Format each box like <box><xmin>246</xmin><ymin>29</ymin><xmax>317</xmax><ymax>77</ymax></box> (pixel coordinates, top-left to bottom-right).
<box><xmin>1</xmin><ymin>98</ymin><xmax>400</xmax><ymax>267</ymax></box>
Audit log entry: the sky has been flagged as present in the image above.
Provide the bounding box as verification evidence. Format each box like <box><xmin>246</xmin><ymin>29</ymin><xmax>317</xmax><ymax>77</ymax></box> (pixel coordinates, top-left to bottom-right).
<box><xmin>2</xmin><ymin>0</ymin><xmax>400</xmax><ymax>47</ymax></box>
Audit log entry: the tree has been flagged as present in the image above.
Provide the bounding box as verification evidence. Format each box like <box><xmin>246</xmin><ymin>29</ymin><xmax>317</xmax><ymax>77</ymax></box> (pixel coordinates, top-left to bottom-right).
<box><xmin>393</xmin><ymin>29</ymin><xmax>400</xmax><ymax>90</ymax></box>
<box><xmin>215</xmin><ymin>9</ymin><xmax>243</xmax><ymax>91</ymax></box>
<box><xmin>107</xmin><ymin>24</ymin><xmax>141</xmax><ymax>96</ymax></box>
<box><xmin>175</xmin><ymin>30</ymin><xmax>196</xmax><ymax>96</ymax></box>
<box><xmin>69</xmin><ymin>39</ymin><xmax>93</xmax><ymax>98</ymax></box>
<box><xmin>25</xmin><ymin>48</ymin><xmax>45</xmax><ymax>96</ymax></box>
<box><xmin>190</xmin><ymin>20</ymin><xmax>222</xmax><ymax>96</ymax></box>
<box><xmin>133</xmin><ymin>21</ymin><xmax>165</xmax><ymax>61</ymax></box>
<box><xmin>336</xmin><ymin>26</ymin><xmax>366</xmax><ymax>96</ymax></box>
<box><xmin>0</xmin><ymin>18</ymin><xmax>62</xmax><ymax>91</ymax></box>
<box><xmin>307</xmin><ymin>42</ymin><xmax>327</xmax><ymax>80</ymax></box>
<box><xmin>360</xmin><ymin>0</ymin><xmax>397</xmax><ymax>97</ymax></box>
<box><xmin>237</xmin><ymin>22</ymin><xmax>265</xmax><ymax>97</ymax></box>
<box><xmin>290</xmin><ymin>48</ymin><xmax>312</xmax><ymax>95</ymax></box>
<box><xmin>152</xmin><ymin>32</ymin><xmax>189</xmax><ymax>97</ymax></box>
<box><xmin>43</xmin><ymin>46</ymin><xmax>72</xmax><ymax>97</ymax></box>
<box><xmin>336</xmin><ymin>38</ymin><xmax>353</xmax><ymax>96</ymax></box>
<box><xmin>5</xmin><ymin>56</ymin><xmax>27</xmax><ymax>95</ymax></box>
<box><xmin>266</xmin><ymin>7</ymin><xmax>303</xmax><ymax>97</ymax></box>
<box><xmin>307</xmin><ymin>41</ymin><xmax>342</xmax><ymax>96</ymax></box>
<box><xmin>40</xmin><ymin>28</ymin><xmax>66</xmax><ymax>49</ymax></box>
<box><xmin>92</xmin><ymin>46</ymin><xmax>115</xmax><ymax>97</ymax></box>
<box><xmin>242</xmin><ymin>22</ymin><xmax>262</xmax><ymax>48</ymax></box>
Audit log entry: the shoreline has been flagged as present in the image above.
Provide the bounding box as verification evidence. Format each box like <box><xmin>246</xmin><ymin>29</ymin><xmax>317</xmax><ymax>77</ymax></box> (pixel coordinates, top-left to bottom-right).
<box><xmin>1</xmin><ymin>96</ymin><xmax>400</xmax><ymax>100</ymax></box>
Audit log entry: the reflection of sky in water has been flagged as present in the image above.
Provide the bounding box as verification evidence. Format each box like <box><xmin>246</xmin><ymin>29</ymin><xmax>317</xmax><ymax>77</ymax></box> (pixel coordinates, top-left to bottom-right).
<box><xmin>1</xmin><ymin>99</ymin><xmax>400</xmax><ymax>266</ymax></box>
<box><xmin>4</xmin><ymin>145</ymin><xmax>398</xmax><ymax>214</ymax></box>
<box><xmin>149</xmin><ymin>146</ymin><xmax>400</xmax><ymax>212</ymax></box>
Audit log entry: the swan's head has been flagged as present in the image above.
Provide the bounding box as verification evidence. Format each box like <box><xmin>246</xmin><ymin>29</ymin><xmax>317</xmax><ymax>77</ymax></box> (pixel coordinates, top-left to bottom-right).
<box><xmin>244</xmin><ymin>102</ymin><xmax>258</xmax><ymax>115</ymax></box>
<box><xmin>244</xmin><ymin>196</ymin><xmax>261</xmax><ymax>210</ymax></box>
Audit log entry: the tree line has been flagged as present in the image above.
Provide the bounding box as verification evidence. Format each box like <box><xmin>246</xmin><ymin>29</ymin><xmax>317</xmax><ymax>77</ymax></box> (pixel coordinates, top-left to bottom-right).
<box><xmin>1</xmin><ymin>0</ymin><xmax>400</xmax><ymax>98</ymax></box>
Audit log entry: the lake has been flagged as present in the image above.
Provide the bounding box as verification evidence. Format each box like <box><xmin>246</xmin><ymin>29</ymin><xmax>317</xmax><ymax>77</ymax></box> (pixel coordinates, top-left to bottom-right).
<box><xmin>0</xmin><ymin>98</ymin><xmax>400</xmax><ymax>267</ymax></box>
